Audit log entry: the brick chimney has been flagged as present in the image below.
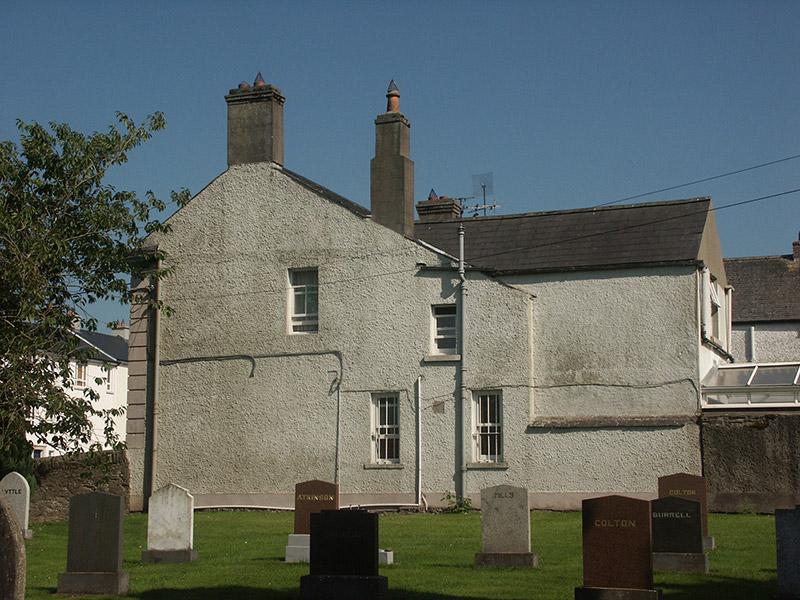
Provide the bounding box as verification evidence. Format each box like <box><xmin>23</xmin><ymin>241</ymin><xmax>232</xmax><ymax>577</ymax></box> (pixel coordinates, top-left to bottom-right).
<box><xmin>416</xmin><ymin>189</ymin><xmax>463</xmax><ymax>222</ymax></box>
<box><xmin>225</xmin><ymin>72</ymin><xmax>284</xmax><ymax>167</ymax></box>
<box><xmin>793</xmin><ymin>231</ymin><xmax>800</xmax><ymax>262</ymax></box>
<box><xmin>370</xmin><ymin>80</ymin><xmax>414</xmax><ymax>237</ymax></box>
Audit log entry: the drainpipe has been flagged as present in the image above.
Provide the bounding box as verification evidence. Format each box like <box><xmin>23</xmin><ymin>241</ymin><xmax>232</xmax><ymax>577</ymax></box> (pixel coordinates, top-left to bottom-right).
<box><xmin>143</xmin><ymin>263</ymin><xmax>161</xmax><ymax>512</ymax></box>
<box><xmin>458</xmin><ymin>224</ymin><xmax>468</xmax><ymax>499</ymax></box>
<box><xmin>416</xmin><ymin>375</ymin><xmax>423</xmax><ymax>507</ymax></box>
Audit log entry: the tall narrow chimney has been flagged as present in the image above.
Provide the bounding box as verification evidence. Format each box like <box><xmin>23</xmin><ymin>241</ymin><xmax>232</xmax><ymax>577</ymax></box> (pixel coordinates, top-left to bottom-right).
<box><xmin>370</xmin><ymin>80</ymin><xmax>414</xmax><ymax>237</ymax></box>
<box><xmin>225</xmin><ymin>72</ymin><xmax>285</xmax><ymax>167</ymax></box>
<box><xmin>793</xmin><ymin>231</ymin><xmax>800</xmax><ymax>262</ymax></box>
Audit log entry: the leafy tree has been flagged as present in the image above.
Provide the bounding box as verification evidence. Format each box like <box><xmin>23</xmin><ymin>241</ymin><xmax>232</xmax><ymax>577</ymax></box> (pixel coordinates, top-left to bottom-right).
<box><xmin>0</xmin><ymin>112</ymin><xmax>188</xmax><ymax>470</ymax></box>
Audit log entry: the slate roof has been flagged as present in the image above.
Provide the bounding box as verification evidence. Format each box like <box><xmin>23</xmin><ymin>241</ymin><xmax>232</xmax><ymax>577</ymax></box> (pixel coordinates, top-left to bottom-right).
<box><xmin>75</xmin><ymin>330</ymin><xmax>128</xmax><ymax>364</ymax></box>
<box><xmin>413</xmin><ymin>198</ymin><xmax>712</xmax><ymax>273</ymax></box>
<box><xmin>724</xmin><ymin>255</ymin><xmax>800</xmax><ymax>323</ymax></box>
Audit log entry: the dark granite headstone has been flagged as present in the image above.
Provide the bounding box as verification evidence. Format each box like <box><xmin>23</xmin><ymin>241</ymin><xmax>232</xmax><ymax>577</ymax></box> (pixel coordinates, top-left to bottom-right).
<box><xmin>575</xmin><ymin>495</ymin><xmax>661</xmax><ymax>600</ymax></box>
<box><xmin>658</xmin><ymin>473</ymin><xmax>710</xmax><ymax>538</ymax></box>
<box><xmin>652</xmin><ymin>496</ymin><xmax>703</xmax><ymax>554</ymax></box>
<box><xmin>57</xmin><ymin>492</ymin><xmax>129</xmax><ymax>595</ymax></box>
<box><xmin>0</xmin><ymin>493</ymin><xmax>25</xmax><ymax>600</ymax></box>
<box><xmin>294</xmin><ymin>480</ymin><xmax>339</xmax><ymax>535</ymax></box>
<box><xmin>776</xmin><ymin>505</ymin><xmax>800</xmax><ymax>598</ymax></box>
<box><xmin>651</xmin><ymin>496</ymin><xmax>708</xmax><ymax>573</ymax></box>
<box><xmin>300</xmin><ymin>509</ymin><xmax>388</xmax><ymax>600</ymax></box>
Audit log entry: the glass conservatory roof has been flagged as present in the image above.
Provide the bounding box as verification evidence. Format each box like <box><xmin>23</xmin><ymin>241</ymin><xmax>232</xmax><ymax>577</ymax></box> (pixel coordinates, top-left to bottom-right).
<box><xmin>702</xmin><ymin>362</ymin><xmax>800</xmax><ymax>408</ymax></box>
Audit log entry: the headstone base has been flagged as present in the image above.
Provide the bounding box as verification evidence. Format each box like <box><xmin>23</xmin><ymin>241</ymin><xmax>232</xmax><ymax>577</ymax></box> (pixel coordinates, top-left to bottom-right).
<box><xmin>57</xmin><ymin>571</ymin><xmax>130</xmax><ymax>595</ymax></box>
<box><xmin>142</xmin><ymin>549</ymin><xmax>198</xmax><ymax>564</ymax></box>
<box><xmin>286</xmin><ymin>533</ymin><xmax>310</xmax><ymax>563</ymax></box>
<box><xmin>300</xmin><ymin>574</ymin><xmax>388</xmax><ymax>600</ymax></box>
<box><xmin>475</xmin><ymin>551</ymin><xmax>538</xmax><ymax>568</ymax></box>
<box><xmin>703</xmin><ymin>536</ymin><xmax>716</xmax><ymax>550</ymax></box>
<box><xmin>653</xmin><ymin>551</ymin><xmax>709</xmax><ymax>573</ymax></box>
<box><xmin>575</xmin><ymin>587</ymin><xmax>662</xmax><ymax>600</ymax></box>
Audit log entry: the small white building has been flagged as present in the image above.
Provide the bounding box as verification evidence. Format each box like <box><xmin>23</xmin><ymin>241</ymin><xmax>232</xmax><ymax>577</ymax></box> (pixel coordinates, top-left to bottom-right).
<box><xmin>32</xmin><ymin>326</ymin><xmax>129</xmax><ymax>457</ymax></box>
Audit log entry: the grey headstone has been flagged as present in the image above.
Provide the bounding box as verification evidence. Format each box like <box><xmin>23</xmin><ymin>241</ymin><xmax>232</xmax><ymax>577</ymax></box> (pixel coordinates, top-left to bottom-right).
<box><xmin>57</xmin><ymin>492</ymin><xmax>129</xmax><ymax>594</ymax></box>
<box><xmin>480</xmin><ymin>484</ymin><xmax>531</xmax><ymax>553</ymax></box>
<box><xmin>0</xmin><ymin>472</ymin><xmax>31</xmax><ymax>537</ymax></box>
<box><xmin>776</xmin><ymin>505</ymin><xmax>800</xmax><ymax>598</ymax></box>
<box><xmin>474</xmin><ymin>484</ymin><xmax>538</xmax><ymax>567</ymax></box>
<box><xmin>0</xmin><ymin>492</ymin><xmax>26</xmax><ymax>600</ymax></box>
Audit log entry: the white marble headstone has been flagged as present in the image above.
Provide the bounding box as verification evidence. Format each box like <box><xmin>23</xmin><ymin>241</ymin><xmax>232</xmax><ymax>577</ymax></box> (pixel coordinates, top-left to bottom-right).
<box><xmin>147</xmin><ymin>483</ymin><xmax>194</xmax><ymax>551</ymax></box>
<box><xmin>0</xmin><ymin>472</ymin><xmax>30</xmax><ymax>535</ymax></box>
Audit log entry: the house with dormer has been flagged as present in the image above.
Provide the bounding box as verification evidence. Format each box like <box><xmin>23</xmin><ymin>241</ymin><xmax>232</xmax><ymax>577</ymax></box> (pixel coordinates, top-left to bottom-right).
<box><xmin>126</xmin><ymin>78</ymin><xmax>732</xmax><ymax>511</ymax></box>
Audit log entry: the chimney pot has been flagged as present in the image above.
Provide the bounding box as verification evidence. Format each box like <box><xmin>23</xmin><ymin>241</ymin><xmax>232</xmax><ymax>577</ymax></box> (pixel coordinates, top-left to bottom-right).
<box><xmin>238</xmin><ymin>81</ymin><xmax>249</xmax><ymax>89</ymax></box>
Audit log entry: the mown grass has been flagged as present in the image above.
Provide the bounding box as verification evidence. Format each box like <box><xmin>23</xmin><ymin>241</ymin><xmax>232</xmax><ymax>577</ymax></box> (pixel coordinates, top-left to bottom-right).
<box><xmin>24</xmin><ymin>510</ymin><xmax>777</xmax><ymax>599</ymax></box>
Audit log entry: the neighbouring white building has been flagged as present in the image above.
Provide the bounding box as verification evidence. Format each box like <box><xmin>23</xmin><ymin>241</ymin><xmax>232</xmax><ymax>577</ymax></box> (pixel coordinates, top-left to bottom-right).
<box><xmin>126</xmin><ymin>78</ymin><xmax>733</xmax><ymax>511</ymax></box>
<box><xmin>32</xmin><ymin>326</ymin><xmax>129</xmax><ymax>457</ymax></box>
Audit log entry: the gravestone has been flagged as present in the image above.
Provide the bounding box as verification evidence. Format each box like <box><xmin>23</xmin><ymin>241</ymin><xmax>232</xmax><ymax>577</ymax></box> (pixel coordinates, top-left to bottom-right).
<box><xmin>57</xmin><ymin>492</ymin><xmax>129</xmax><ymax>595</ymax></box>
<box><xmin>651</xmin><ymin>496</ymin><xmax>708</xmax><ymax>573</ymax></box>
<box><xmin>300</xmin><ymin>509</ymin><xmax>388</xmax><ymax>600</ymax></box>
<box><xmin>0</xmin><ymin>472</ymin><xmax>33</xmax><ymax>538</ymax></box>
<box><xmin>0</xmin><ymin>492</ymin><xmax>25</xmax><ymax>600</ymax></box>
<box><xmin>475</xmin><ymin>484</ymin><xmax>538</xmax><ymax>567</ymax></box>
<box><xmin>142</xmin><ymin>483</ymin><xmax>198</xmax><ymax>564</ymax></box>
<box><xmin>575</xmin><ymin>495</ymin><xmax>661</xmax><ymax>600</ymax></box>
<box><xmin>286</xmin><ymin>479</ymin><xmax>339</xmax><ymax>563</ymax></box>
<box><xmin>776</xmin><ymin>505</ymin><xmax>800</xmax><ymax>598</ymax></box>
<box><xmin>658</xmin><ymin>472</ymin><xmax>714</xmax><ymax>550</ymax></box>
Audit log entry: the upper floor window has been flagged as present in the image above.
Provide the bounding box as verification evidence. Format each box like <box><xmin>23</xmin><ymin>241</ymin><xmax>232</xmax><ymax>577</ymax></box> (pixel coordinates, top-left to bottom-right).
<box><xmin>432</xmin><ymin>305</ymin><xmax>457</xmax><ymax>355</ymax></box>
<box><xmin>105</xmin><ymin>366</ymin><xmax>113</xmax><ymax>393</ymax></box>
<box><xmin>289</xmin><ymin>268</ymin><xmax>318</xmax><ymax>333</ymax></box>
<box><xmin>74</xmin><ymin>363</ymin><xmax>87</xmax><ymax>388</ymax></box>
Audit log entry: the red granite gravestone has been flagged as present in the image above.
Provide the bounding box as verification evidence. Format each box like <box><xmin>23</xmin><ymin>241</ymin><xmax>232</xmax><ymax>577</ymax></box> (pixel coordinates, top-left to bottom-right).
<box><xmin>576</xmin><ymin>495</ymin><xmax>661</xmax><ymax>600</ymax></box>
<box><xmin>657</xmin><ymin>473</ymin><xmax>709</xmax><ymax>537</ymax></box>
<box><xmin>294</xmin><ymin>480</ymin><xmax>339</xmax><ymax>535</ymax></box>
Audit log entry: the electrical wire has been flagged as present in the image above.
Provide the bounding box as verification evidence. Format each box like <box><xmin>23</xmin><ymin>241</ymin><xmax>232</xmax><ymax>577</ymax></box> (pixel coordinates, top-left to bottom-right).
<box><xmin>594</xmin><ymin>153</ymin><xmax>800</xmax><ymax>207</ymax></box>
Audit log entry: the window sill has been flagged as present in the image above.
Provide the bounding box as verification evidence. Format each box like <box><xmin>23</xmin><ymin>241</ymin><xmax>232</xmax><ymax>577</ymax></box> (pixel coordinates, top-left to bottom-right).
<box><xmin>363</xmin><ymin>463</ymin><xmax>404</xmax><ymax>470</ymax></box>
<box><xmin>467</xmin><ymin>462</ymin><xmax>508</xmax><ymax>470</ymax></box>
<box><xmin>423</xmin><ymin>354</ymin><xmax>461</xmax><ymax>363</ymax></box>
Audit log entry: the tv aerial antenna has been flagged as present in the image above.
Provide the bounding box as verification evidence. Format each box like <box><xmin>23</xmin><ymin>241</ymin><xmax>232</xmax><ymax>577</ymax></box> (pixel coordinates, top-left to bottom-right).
<box><xmin>465</xmin><ymin>172</ymin><xmax>499</xmax><ymax>217</ymax></box>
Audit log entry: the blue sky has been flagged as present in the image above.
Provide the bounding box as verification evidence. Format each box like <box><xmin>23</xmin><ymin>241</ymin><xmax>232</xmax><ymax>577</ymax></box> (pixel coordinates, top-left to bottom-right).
<box><xmin>3</xmin><ymin>1</ymin><xmax>799</xmax><ymax>331</ymax></box>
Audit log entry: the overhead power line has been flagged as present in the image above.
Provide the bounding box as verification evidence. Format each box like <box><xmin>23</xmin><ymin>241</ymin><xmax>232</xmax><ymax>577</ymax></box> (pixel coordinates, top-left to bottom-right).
<box><xmin>596</xmin><ymin>153</ymin><xmax>800</xmax><ymax>207</ymax></box>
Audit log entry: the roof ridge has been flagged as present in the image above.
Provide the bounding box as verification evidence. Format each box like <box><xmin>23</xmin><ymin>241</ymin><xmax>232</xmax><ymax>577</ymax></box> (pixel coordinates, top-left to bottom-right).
<box><xmin>415</xmin><ymin>197</ymin><xmax>711</xmax><ymax>224</ymax></box>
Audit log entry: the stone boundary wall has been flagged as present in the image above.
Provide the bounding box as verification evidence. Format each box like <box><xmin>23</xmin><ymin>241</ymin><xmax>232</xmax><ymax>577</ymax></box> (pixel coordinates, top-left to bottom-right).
<box><xmin>701</xmin><ymin>411</ymin><xmax>800</xmax><ymax>514</ymax></box>
<box><xmin>29</xmin><ymin>450</ymin><xmax>130</xmax><ymax>523</ymax></box>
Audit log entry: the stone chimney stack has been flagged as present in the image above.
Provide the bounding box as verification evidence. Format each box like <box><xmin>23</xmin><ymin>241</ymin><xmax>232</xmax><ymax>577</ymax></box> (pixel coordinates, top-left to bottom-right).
<box><xmin>225</xmin><ymin>72</ymin><xmax>285</xmax><ymax>167</ymax></box>
<box><xmin>793</xmin><ymin>231</ymin><xmax>800</xmax><ymax>262</ymax></box>
<box><xmin>370</xmin><ymin>80</ymin><xmax>414</xmax><ymax>237</ymax></box>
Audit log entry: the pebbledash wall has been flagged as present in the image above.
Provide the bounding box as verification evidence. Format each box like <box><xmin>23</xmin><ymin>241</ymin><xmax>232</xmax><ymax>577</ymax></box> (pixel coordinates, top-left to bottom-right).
<box><xmin>127</xmin><ymin>162</ymin><xmax>533</xmax><ymax>511</ymax></box>
<box><xmin>126</xmin><ymin>165</ymin><xmax>712</xmax><ymax>511</ymax></box>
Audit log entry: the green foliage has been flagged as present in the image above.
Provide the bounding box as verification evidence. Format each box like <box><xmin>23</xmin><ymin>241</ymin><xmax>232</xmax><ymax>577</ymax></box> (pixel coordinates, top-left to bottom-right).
<box><xmin>441</xmin><ymin>490</ymin><xmax>474</xmax><ymax>513</ymax></box>
<box><xmin>0</xmin><ymin>112</ymin><xmax>189</xmax><ymax>457</ymax></box>
<box><xmin>0</xmin><ymin>427</ymin><xmax>36</xmax><ymax>494</ymax></box>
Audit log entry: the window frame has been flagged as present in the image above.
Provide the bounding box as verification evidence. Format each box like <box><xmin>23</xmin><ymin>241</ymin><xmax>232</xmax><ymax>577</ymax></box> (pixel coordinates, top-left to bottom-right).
<box><xmin>371</xmin><ymin>393</ymin><xmax>400</xmax><ymax>464</ymax></box>
<box><xmin>431</xmin><ymin>304</ymin><xmax>458</xmax><ymax>355</ymax></box>
<box><xmin>74</xmin><ymin>362</ymin><xmax>87</xmax><ymax>388</ymax></box>
<box><xmin>288</xmin><ymin>268</ymin><xmax>319</xmax><ymax>334</ymax></box>
<box><xmin>473</xmin><ymin>390</ymin><xmax>503</xmax><ymax>464</ymax></box>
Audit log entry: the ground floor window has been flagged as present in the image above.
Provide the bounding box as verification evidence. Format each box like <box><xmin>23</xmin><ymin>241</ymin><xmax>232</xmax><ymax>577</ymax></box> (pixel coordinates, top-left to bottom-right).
<box><xmin>474</xmin><ymin>391</ymin><xmax>503</xmax><ymax>463</ymax></box>
<box><xmin>372</xmin><ymin>393</ymin><xmax>399</xmax><ymax>463</ymax></box>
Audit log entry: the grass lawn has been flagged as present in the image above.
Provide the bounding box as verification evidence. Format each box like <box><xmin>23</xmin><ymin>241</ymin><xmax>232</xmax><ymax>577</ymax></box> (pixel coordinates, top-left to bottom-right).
<box><xmin>24</xmin><ymin>510</ymin><xmax>777</xmax><ymax>599</ymax></box>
